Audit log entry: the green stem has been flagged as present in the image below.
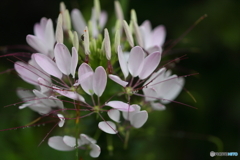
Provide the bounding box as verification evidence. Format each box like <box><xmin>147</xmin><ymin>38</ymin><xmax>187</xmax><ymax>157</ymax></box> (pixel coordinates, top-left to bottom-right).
<box><xmin>75</xmin><ymin>104</ymin><xmax>81</xmax><ymax>160</ymax></box>
<box><xmin>124</xmin><ymin>130</ymin><xmax>130</xmax><ymax>149</ymax></box>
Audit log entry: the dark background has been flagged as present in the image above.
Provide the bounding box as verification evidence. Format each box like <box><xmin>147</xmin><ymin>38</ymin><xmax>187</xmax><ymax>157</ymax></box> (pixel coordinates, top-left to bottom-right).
<box><xmin>0</xmin><ymin>0</ymin><xmax>239</xmax><ymax>159</ymax></box>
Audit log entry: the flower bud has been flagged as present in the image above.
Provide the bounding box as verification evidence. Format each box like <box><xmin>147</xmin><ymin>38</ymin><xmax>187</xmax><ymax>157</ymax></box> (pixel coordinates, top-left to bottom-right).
<box><xmin>123</xmin><ymin>20</ymin><xmax>134</xmax><ymax>47</ymax></box>
<box><xmin>132</xmin><ymin>20</ymin><xmax>144</xmax><ymax>47</ymax></box>
<box><xmin>104</xmin><ymin>28</ymin><xmax>111</xmax><ymax>60</ymax></box>
<box><xmin>73</xmin><ymin>31</ymin><xmax>79</xmax><ymax>51</ymax></box>
<box><xmin>84</xmin><ymin>26</ymin><xmax>90</xmax><ymax>55</ymax></box>
<box><xmin>56</xmin><ymin>13</ymin><xmax>63</xmax><ymax>43</ymax></box>
<box><xmin>114</xmin><ymin>29</ymin><xmax>120</xmax><ymax>52</ymax></box>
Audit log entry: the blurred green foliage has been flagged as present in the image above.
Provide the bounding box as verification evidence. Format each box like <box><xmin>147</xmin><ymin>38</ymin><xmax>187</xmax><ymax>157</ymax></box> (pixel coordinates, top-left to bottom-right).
<box><xmin>0</xmin><ymin>0</ymin><xmax>240</xmax><ymax>159</ymax></box>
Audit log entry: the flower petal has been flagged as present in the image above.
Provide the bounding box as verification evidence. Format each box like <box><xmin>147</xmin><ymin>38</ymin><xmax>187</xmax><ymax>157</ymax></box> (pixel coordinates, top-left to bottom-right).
<box><xmin>33</xmin><ymin>89</ymin><xmax>56</xmax><ymax>107</ymax></box>
<box><xmin>48</xmin><ymin>136</ymin><xmax>74</xmax><ymax>151</ymax></box>
<box><xmin>80</xmin><ymin>134</ymin><xmax>96</xmax><ymax>145</ymax></box>
<box><xmin>99</xmin><ymin>11</ymin><xmax>107</xmax><ymax>29</ymax></box>
<box><xmin>142</xmin><ymin>87</ymin><xmax>158</xmax><ymax>102</ymax></box>
<box><xmin>33</xmin><ymin>53</ymin><xmax>62</xmax><ymax>79</ymax></box>
<box><xmin>71</xmin><ymin>47</ymin><xmax>78</xmax><ymax>78</ymax></box>
<box><xmin>71</xmin><ymin>9</ymin><xmax>86</xmax><ymax>35</ymax></box>
<box><xmin>29</xmin><ymin>103</ymin><xmax>52</xmax><ymax>114</ymax></box>
<box><xmin>57</xmin><ymin>114</ymin><xmax>65</xmax><ymax>127</ymax></box>
<box><xmin>122</xmin><ymin>104</ymin><xmax>140</xmax><ymax>121</ymax></box>
<box><xmin>38</xmin><ymin>77</ymin><xmax>51</xmax><ymax>94</ymax></box>
<box><xmin>78</xmin><ymin>63</ymin><xmax>94</xmax><ymax>95</ymax></box>
<box><xmin>14</xmin><ymin>62</ymin><xmax>40</xmax><ymax>85</ymax></box>
<box><xmin>131</xmin><ymin>110</ymin><xmax>148</xmax><ymax>128</ymax></box>
<box><xmin>150</xmin><ymin>102</ymin><xmax>166</xmax><ymax>110</ymax></box>
<box><xmin>158</xmin><ymin>76</ymin><xmax>184</xmax><ymax>104</ymax></box>
<box><xmin>128</xmin><ymin>46</ymin><xmax>145</xmax><ymax>77</ymax></box>
<box><xmin>44</xmin><ymin>19</ymin><xmax>55</xmax><ymax>54</ymax></box>
<box><xmin>90</xmin><ymin>143</ymin><xmax>101</xmax><ymax>158</ymax></box>
<box><xmin>109</xmin><ymin>74</ymin><xmax>128</xmax><ymax>87</ymax></box>
<box><xmin>63</xmin><ymin>136</ymin><xmax>79</xmax><ymax>148</ymax></box>
<box><xmin>53</xmin><ymin>86</ymin><xmax>85</xmax><ymax>102</ymax></box>
<box><xmin>107</xmin><ymin>109</ymin><xmax>120</xmax><ymax>123</ymax></box>
<box><xmin>26</xmin><ymin>35</ymin><xmax>48</xmax><ymax>54</ymax></box>
<box><xmin>93</xmin><ymin>66</ymin><xmax>107</xmax><ymax>97</ymax></box>
<box><xmin>138</xmin><ymin>51</ymin><xmax>161</xmax><ymax>79</ymax></box>
<box><xmin>152</xmin><ymin>25</ymin><xmax>166</xmax><ymax>47</ymax></box>
<box><xmin>117</xmin><ymin>45</ymin><xmax>129</xmax><ymax>79</ymax></box>
<box><xmin>98</xmin><ymin>121</ymin><xmax>118</xmax><ymax>134</ymax></box>
<box><xmin>105</xmin><ymin>101</ymin><xmax>135</xmax><ymax>112</ymax></box>
<box><xmin>49</xmin><ymin>96</ymin><xmax>64</xmax><ymax>109</ymax></box>
<box><xmin>54</xmin><ymin>43</ymin><xmax>72</xmax><ymax>75</ymax></box>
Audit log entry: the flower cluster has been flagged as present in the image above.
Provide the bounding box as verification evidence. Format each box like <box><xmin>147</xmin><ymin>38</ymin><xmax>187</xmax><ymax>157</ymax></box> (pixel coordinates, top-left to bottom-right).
<box><xmin>13</xmin><ymin>0</ymin><xmax>185</xmax><ymax>158</ymax></box>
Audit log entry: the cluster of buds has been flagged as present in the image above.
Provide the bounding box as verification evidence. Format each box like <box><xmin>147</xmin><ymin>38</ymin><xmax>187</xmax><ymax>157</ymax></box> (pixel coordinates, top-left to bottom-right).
<box><xmin>13</xmin><ymin>0</ymin><xmax>185</xmax><ymax>158</ymax></box>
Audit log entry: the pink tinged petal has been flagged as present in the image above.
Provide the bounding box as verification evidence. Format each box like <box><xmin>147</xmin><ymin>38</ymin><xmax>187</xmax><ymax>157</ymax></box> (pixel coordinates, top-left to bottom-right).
<box><xmin>80</xmin><ymin>134</ymin><xmax>96</xmax><ymax>144</ymax></box>
<box><xmin>93</xmin><ymin>66</ymin><xmax>107</xmax><ymax>97</ymax></box>
<box><xmin>44</xmin><ymin>19</ymin><xmax>55</xmax><ymax>53</ymax></box>
<box><xmin>57</xmin><ymin>114</ymin><xmax>65</xmax><ymax>127</ymax></box>
<box><xmin>146</xmin><ymin>45</ymin><xmax>162</xmax><ymax>54</ymax></box>
<box><xmin>28</xmin><ymin>56</ymin><xmax>52</xmax><ymax>82</ymax></box>
<box><xmin>99</xmin><ymin>11</ymin><xmax>108</xmax><ymax>29</ymax></box>
<box><xmin>33</xmin><ymin>89</ymin><xmax>56</xmax><ymax>106</ymax></box>
<box><xmin>63</xmin><ymin>136</ymin><xmax>80</xmax><ymax>147</ymax></box>
<box><xmin>38</xmin><ymin>77</ymin><xmax>51</xmax><ymax>94</ymax></box>
<box><xmin>78</xmin><ymin>72</ymin><xmax>94</xmax><ymax>84</ymax></box>
<box><xmin>49</xmin><ymin>96</ymin><xmax>64</xmax><ymax>109</ymax></box>
<box><xmin>26</xmin><ymin>35</ymin><xmax>48</xmax><ymax>54</ymax></box>
<box><xmin>14</xmin><ymin>62</ymin><xmax>39</xmax><ymax>85</ymax></box>
<box><xmin>33</xmin><ymin>53</ymin><xmax>62</xmax><ymax>79</ymax></box>
<box><xmin>108</xmin><ymin>109</ymin><xmax>120</xmax><ymax>123</ymax></box>
<box><xmin>53</xmin><ymin>87</ymin><xmax>85</xmax><ymax>102</ymax></box>
<box><xmin>98</xmin><ymin>121</ymin><xmax>118</xmax><ymax>134</ymax></box>
<box><xmin>152</xmin><ymin>25</ymin><xmax>166</xmax><ymax>47</ymax></box>
<box><xmin>117</xmin><ymin>45</ymin><xmax>129</xmax><ymax>79</ymax></box>
<box><xmin>150</xmin><ymin>102</ymin><xmax>166</xmax><ymax>110</ymax></box>
<box><xmin>142</xmin><ymin>87</ymin><xmax>157</xmax><ymax>102</ymax></box>
<box><xmin>90</xmin><ymin>143</ymin><xmax>101</xmax><ymax>158</ymax></box>
<box><xmin>109</xmin><ymin>74</ymin><xmax>128</xmax><ymax>87</ymax></box>
<box><xmin>29</xmin><ymin>103</ymin><xmax>52</xmax><ymax>114</ymax></box>
<box><xmin>71</xmin><ymin>9</ymin><xmax>86</xmax><ymax>35</ymax></box>
<box><xmin>105</xmin><ymin>101</ymin><xmax>135</xmax><ymax>112</ymax></box>
<box><xmin>122</xmin><ymin>104</ymin><xmax>140</xmax><ymax>121</ymax></box>
<box><xmin>17</xmin><ymin>89</ymin><xmax>34</xmax><ymax>100</ymax></box>
<box><xmin>48</xmin><ymin>136</ymin><xmax>74</xmax><ymax>151</ymax></box>
<box><xmin>34</xmin><ymin>18</ymin><xmax>47</xmax><ymax>39</ymax></box>
<box><xmin>128</xmin><ymin>46</ymin><xmax>145</xmax><ymax>77</ymax></box>
<box><xmin>138</xmin><ymin>51</ymin><xmax>161</xmax><ymax>79</ymax></box>
<box><xmin>78</xmin><ymin>63</ymin><xmax>94</xmax><ymax>95</ymax></box>
<box><xmin>159</xmin><ymin>76</ymin><xmax>184</xmax><ymax>104</ymax></box>
<box><xmin>54</xmin><ymin>43</ymin><xmax>71</xmax><ymax>75</ymax></box>
<box><xmin>140</xmin><ymin>20</ymin><xmax>152</xmax><ymax>48</ymax></box>
<box><xmin>131</xmin><ymin>110</ymin><xmax>148</xmax><ymax>128</ymax></box>
<box><xmin>19</xmin><ymin>103</ymin><xmax>31</xmax><ymax>109</ymax></box>
<box><xmin>71</xmin><ymin>47</ymin><xmax>78</xmax><ymax>78</ymax></box>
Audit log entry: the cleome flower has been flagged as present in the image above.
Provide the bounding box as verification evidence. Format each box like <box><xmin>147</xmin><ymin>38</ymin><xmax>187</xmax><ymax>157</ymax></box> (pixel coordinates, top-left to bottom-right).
<box><xmin>7</xmin><ymin>0</ymin><xmax>192</xmax><ymax>159</ymax></box>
